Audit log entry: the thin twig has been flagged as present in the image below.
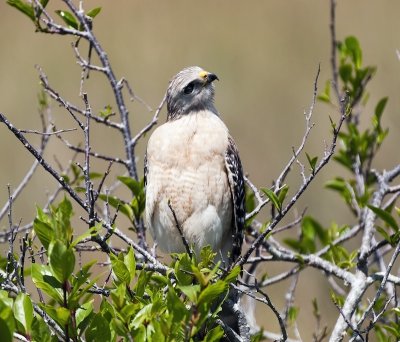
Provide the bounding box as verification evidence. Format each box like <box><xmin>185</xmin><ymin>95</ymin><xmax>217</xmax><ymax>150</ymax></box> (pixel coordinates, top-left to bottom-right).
<box><xmin>130</xmin><ymin>93</ymin><xmax>166</xmax><ymax>148</ymax></box>
<box><xmin>168</xmin><ymin>200</ymin><xmax>193</xmax><ymax>258</ymax></box>
<box><xmin>63</xmin><ymin>0</ymin><xmax>138</xmax><ymax>179</ymax></box>
<box><xmin>118</xmin><ymin>77</ymin><xmax>152</xmax><ymax>112</ymax></box>
<box><xmin>246</xmin><ymin>65</ymin><xmax>320</xmax><ymax>221</ymax></box>
<box><xmin>20</xmin><ymin>128</ymin><xmax>77</xmax><ymax>135</ymax></box>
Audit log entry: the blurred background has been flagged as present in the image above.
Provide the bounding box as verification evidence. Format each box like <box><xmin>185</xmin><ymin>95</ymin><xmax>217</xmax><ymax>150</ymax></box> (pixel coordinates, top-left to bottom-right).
<box><xmin>0</xmin><ymin>0</ymin><xmax>399</xmax><ymax>339</ymax></box>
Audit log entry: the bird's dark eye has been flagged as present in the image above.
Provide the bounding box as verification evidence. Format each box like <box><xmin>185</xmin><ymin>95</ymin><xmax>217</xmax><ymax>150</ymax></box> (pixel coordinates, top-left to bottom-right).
<box><xmin>183</xmin><ymin>82</ymin><xmax>195</xmax><ymax>95</ymax></box>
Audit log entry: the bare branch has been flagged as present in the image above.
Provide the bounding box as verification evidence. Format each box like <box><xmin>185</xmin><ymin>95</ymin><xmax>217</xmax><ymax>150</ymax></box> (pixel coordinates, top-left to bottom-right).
<box><xmin>356</xmin><ymin>240</ymin><xmax>400</xmax><ymax>330</ymax></box>
<box><xmin>0</xmin><ymin>112</ymin><xmax>87</xmax><ymax>211</ymax></box>
<box><xmin>238</xmin><ymin>95</ymin><xmax>348</xmax><ymax>268</ymax></box>
<box><xmin>63</xmin><ymin>0</ymin><xmax>138</xmax><ymax>179</ymax></box>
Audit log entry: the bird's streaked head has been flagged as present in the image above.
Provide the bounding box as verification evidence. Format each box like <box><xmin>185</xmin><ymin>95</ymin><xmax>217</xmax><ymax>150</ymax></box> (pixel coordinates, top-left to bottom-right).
<box><xmin>166</xmin><ymin>66</ymin><xmax>219</xmax><ymax>120</ymax></box>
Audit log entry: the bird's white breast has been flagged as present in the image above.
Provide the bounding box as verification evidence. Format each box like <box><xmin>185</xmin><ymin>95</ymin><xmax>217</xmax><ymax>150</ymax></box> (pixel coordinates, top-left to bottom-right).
<box><xmin>145</xmin><ymin>111</ymin><xmax>233</xmax><ymax>259</ymax></box>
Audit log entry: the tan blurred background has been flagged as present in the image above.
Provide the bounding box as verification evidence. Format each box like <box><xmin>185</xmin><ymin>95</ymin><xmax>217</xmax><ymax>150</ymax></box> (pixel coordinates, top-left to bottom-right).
<box><xmin>0</xmin><ymin>0</ymin><xmax>399</xmax><ymax>339</ymax></box>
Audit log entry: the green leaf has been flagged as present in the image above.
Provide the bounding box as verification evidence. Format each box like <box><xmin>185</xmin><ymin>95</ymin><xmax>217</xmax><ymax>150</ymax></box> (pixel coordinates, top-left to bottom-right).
<box><xmin>111</xmin><ymin>317</ymin><xmax>128</xmax><ymax>337</ymax></box>
<box><xmin>40</xmin><ymin>0</ymin><xmax>49</xmax><ymax>8</ymax></box>
<box><xmin>204</xmin><ymin>326</ymin><xmax>225</xmax><ymax>341</ymax></box>
<box><xmin>55</xmin><ymin>10</ymin><xmax>78</xmax><ymax>29</ymax></box>
<box><xmin>0</xmin><ymin>318</ymin><xmax>12</xmax><ymax>342</ymax></box>
<box><xmin>374</xmin><ymin>97</ymin><xmax>388</xmax><ymax>121</ymax></box>
<box><xmin>69</xmin><ymin>264</ymin><xmax>99</xmax><ymax>308</ymax></box>
<box><xmin>178</xmin><ymin>285</ymin><xmax>200</xmax><ymax>302</ymax></box>
<box><xmin>110</xmin><ymin>253</ymin><xmax>131</xmax><ymax>285</ymax></box>
<box><xmin>99</xmin><ymin>105</ymin><xmax>113</xmax><ymax>119</ymax></box>
<box><xmin>376</xmin><ymin>226</ymin><xmax>391</xmax><ymax>243</ymax></box>
<box><xmin>130</xmin><ymin>303</ymin><xmax>152</xmax><ymax>330</ymax></box>
<box><xmin>0</xmin><ymin>293</ymin><xmax>15</xmax><ymax>340</ymax></box>
<box><xmin>70</xmin><ymin>225</ymin><xmax>97</xmax><ymax>248</ymax></box>
<box><xmin>124</xmin><ymin>246</ymin><xmax>136</xmax><ymax>283</ymax></box>
<box><xmin>198</xmin><ymin>280</ymin><xmax>228</xmax><ymax>308</ymax></box>
<box><xmin>42</xmin><ymin>305</ymin><xmax>70</xmax><ymax>327</ymax></box>
<box><xmin>118</xmin><ymin>176</ymin><xmax>143</xmax><ymax>196</ymax></box>
<box><xmin>198</xmin><ymin>245</ymin><xmax>217</xmax><ymax>268</ymax></box>
<box><xmin>31</xmin><ymin>264</ymin><xmax>63</xmax><ymax>304</ymax></box>
<box><xmin>174</xmin><ymin>253</ymin><xmax>194</xmax><ymax>286</ymax></box>
<box><xmin>277</xmin><ymin>184</ymin><xmax>289</xmax><ymax>207</ymax></box>
<box><xmin>134</xmin><ymin>270</ymin><xmax>152</xmax><ymax>299</ymax></box>
<box><xmin>345</xmin><ymin>36</ymin><xmax>362</xmax><ymax>69</ymax></box>
<box><xmin>317</xmin><ymin>80</ymin><xmax>331</xmax><ymax>103</ymax></box>
<box><xmin>368</xmin><ymin>205</ymin><xmax>399</xmax><ymax>232</ymax></box>
<box><xmin>86</xmin><ymin>7</ymin><xmax>102</xmax><ymax>19</ymax></box>
<box><xmin>261</xmin><ymin>187</ymin><xmax>281</xmax><ymax>211</ymax></box>
<box><xmin>98</xmin><ymin>194</ymin><xmax>133</xmax><ymax>221</ymax></box>
<box><xmin>302</xmin><ymin>216</ymin><xmax>329</xmax><ymax>245</ymax></box>
<box><xmin>110</xmin><ymin>283</ymin><xmax>126</xmax><ymax>310</ymax></box>
<box><xmin>7</xmin><ymin>0</ymin><xmax>35</xmax><ymax>21</ymax></box>
<box><xmin>54</xmin><ymin>197</ymin><xmax>73</xmax><ymax>244</ymax></box>
<box><xmin>118</xmin><ymin>177</ymin><xmax>146</xmax><ymax>220</ymax></box>
<box><xmin>76</xmin><ymin>300</ymin><xmax>94</xmax><ymax>332</ymax></box>
<box><xmin>325</xmin><ymin>178</ymin><xmax>346</xmax><ymax>192</ymax></box>
<box><xmin>33</xmin><ymin>218</ymin><xmax>54</xmax><ymax>250</ymax></box>
<box><xmin>48</xmin><ymin>240</ymin><xmax>75</xmax><ymax>283</ymax></box>
<box><xmin>339</xmin><ymin>64</ymin><xmax>353</xmax><ymax>83</ymax></box>
<box><xmin>31</xmin><ymin>316</ymin><xmax>52</xmax><ymax>342</ymax></box>
<box><xmin>13</xmin><ymin>293</ymin><xmax>33</xmax><ymax>334</ymax></box>
<box><xmin>287</xmin><ymin>306</ymin><xmax>299</xmax><ymax>324</ymax></box>
<box><xmin>224</xmin><ymin>265</ymin><xmax>241</xmax><ymax>283</ymax></box>
<box><xmin>306</xmin><ymin>153</ymin><xmax>318</xmax><ymax>173</ymax></box>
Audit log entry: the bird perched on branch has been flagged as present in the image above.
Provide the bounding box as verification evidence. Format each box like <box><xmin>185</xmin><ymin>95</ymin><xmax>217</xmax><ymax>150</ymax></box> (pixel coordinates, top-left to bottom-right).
<box><xmin>144</xmin><ymin>66</ymin><xmax>245</xmax><ymax>265</ymax></box>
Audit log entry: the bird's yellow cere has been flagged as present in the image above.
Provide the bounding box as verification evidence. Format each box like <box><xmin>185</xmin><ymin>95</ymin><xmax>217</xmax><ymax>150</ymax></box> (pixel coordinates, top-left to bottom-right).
<box><xmin>199</xmin><ymin>70</ymin><xmax>209</xmax><ymax>79</ymax></box>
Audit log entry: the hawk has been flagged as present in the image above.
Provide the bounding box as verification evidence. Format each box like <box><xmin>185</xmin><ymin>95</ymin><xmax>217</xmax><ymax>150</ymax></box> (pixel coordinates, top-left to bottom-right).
<box><xmin>144</xmin><ymin>66</ymin><xmax>245</xmax><ymax>264</ymax></box>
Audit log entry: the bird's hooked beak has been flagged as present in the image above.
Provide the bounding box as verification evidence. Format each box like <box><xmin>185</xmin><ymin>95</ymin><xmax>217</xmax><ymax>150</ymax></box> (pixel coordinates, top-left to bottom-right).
<box><xmin>199</xmin><ymin>70</ymin><xmax>219</xmax><ymax>85</ymax></box>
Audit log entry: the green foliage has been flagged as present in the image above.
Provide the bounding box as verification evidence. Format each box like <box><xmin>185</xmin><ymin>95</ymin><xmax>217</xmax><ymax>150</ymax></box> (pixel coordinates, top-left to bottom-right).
<box><xmin>261</xmin><ymin>184</ymin><xmax>288</xmax><ymax>213</ymax></box>
<box><xmin>101</xmin><ymin>248</ymin><xmax>234</xmax><ymax>341</ymax></box>
<box><xmin>283</xmin><ymin>218</ymin><xmax>358</xmax><ymax>269</ymax></box>
<box><xmin>337</xmin><ymin>37</ymin><xmax>376</xmax><ymax>101</ymax></box>
<box><xmin>7</xmin><ymin>0</ymin><xmax>36</xmax><ymax>22</ymax></box>
<box><xmin>287</xmin><ymin>306</ymin><xmax>299</xmax><ymax>325</ymax></box>
<box><xmin>284</xmin><ymin>216</ymin><xmax>328</xmax><ymax>254</ymax></box>
<box><xmin>86</xmin><ymin>7</ymin><xmax>102</xmax><ymax>19</ymax></box>
<box><xmin>99</xmin><ymin>104</ymin><xmax>114</xmax><ymax>119</ymax></box>
<box><xmin>0</xmin><ymin>195</ymin><xmax>241</xmax><ymax>341</ymax></box>
<box><xmin>13</xmin><ymin>293</ymin><xmax>33</xmax><ymax>335</ymax></box>
<box><xmin>33</xmin><ymin>197</ymin><xmax>74</xmax><ymax>249</ymax></box>
<box><xmin>55</xmin><ymin>10</ymin><xmax>78</xmax><ymax>30</ymax></box>
<box><xmin>318</xmin><ymin>36</ymin><xmax>400</xmax><ymax>340</ymax></box>
<box><xmin>7</xmin><ymin>0</ymin><xmax>101</xmax><ymax>33</ymax></box>
<box><xmin>306</xmin><ymin>152</ymin><xmax>318</xmax><ymax>173</ymax></box>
